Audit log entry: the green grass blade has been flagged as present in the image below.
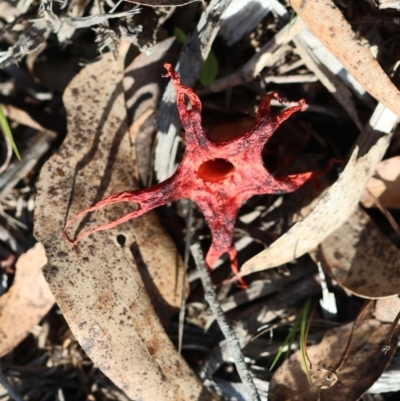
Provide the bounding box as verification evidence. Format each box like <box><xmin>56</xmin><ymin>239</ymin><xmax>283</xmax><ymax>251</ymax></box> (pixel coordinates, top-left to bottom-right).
<box><xmin>0</xmin><ymin>106</ymin><xmax>21</xmax><ymax>161</ymax></box>
<box><xmin>269</xmin><ymin>299</ymin><xmax>312</xmax><ymax>373</ymax></box>
<box><xmin>269</xmin><ymin>314</ymin><xmax>302</xmax><ymax>371</ymax></box>
<box><xmin>299</xmin><ymin>299</ymin><xmax>312</xmax><ymax>381</ymax></box>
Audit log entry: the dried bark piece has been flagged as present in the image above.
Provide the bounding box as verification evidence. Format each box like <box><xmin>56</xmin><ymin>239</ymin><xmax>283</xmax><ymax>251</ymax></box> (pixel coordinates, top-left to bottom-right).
<box><xmin>34</xmin><ymin>46</ymin><xmax>215</xmax><ymax>400</ymax></box>
<box><xmin>64</xmin><ymin>63</ymin><xmax>322</xmax><ymax>286</ymax></box>
<box><xmin>290</xmin><ymin>0</ymin><xmax>400</xmax><ymax>118</ymax></box>
<box><xmin>0</xmin><ymin>243</ymin><xmax>54</xmax><ymax>357</ymax></box>
<box><xmin>314</xmin><ymin>206</ymin><xmax>400</xmax><ymax>299</ymax></box>
<box><xmin>269</xmin><ymin>319</ymin><xmax>397</xmax><ymax>401</ymax></box>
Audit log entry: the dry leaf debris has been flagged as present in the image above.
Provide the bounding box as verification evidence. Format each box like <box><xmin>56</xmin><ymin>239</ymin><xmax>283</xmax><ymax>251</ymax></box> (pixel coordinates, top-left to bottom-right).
<box><xmin>313</xmin><ymin>206</ymin><xmax>400</xmax><ymax>299</ymax></box>
<box><xmin>0</xmin><ymin>243</ymin><xmax>54</xmax><ymax>357</ymax></box>
<box><xmin>269</xmin><ymin>319</ymin><xmax>397</xmax><ymax>401</ymax></box>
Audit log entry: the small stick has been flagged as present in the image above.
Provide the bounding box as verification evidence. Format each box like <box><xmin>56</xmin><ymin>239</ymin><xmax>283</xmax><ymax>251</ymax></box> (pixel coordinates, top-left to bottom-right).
<box><xmin>190</xmin><ymin>241</ymin><xmax>261</xmax><ymax>401</ymax></box>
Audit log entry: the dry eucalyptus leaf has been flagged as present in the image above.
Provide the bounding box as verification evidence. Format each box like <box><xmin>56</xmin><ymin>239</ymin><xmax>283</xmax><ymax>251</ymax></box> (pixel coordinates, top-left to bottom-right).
<box><xmin>290</xmin><ymin>0</ymin><xmax>400</xmax><ymax>119</ymax></box>
<box><xmin>362</xmin><ymin>155</ymin><xmax>400</xmax><ymax>209</ymax></box>
<box><xmin>0</xmin><ymin>243</ymin><xmax>54</xmax><ymax>357</ymax></box>
<box><xmin>269</xmin><ymin>319</ymin><xmax>397</xmax><ymax>401</ymax></box>
<box><xmin>241</xmin><ymin>103</ymin><xmax>398</xmax><ymax>276</ymax></box>
<box><xmin>314</xmin><ymin>206</ymin><xmax>400</xmax><ymax>299</ymax></box>
<box><xmin>375</xmin><ymin>297</ymin><xmax>400</xmax><ymax>323</ymax></box>
<box><xmin>34</xmin><ymin>45</ymin><xmax>215</xmax><ymax>400</ymax></box>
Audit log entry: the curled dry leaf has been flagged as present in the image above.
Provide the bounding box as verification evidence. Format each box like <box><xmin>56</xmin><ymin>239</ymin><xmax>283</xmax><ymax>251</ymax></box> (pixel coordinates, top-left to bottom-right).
<box><xmin>241</xmin><ymin>103</ymin><xmax>398</xmax><ymax>276</ymax></box>
<box><xmin>362</xmin><ymin>155</ymin><xmax>400</xmax><ymax>209</ymax></box>
<box><xmin>269</xmin><ymin>319</ymin><xmax>397</xmax><ymax>401</ymax></box>
<box><xmin>34</xmin><ymin>46</ymin><xmax>216</xmax><ymax>400</ymax></box>
<box><xmin>313</xmin><ymin>206</ymin><xmax>400</xmax><ymax>299</ymax></box>
<box><xmin>290</xmin><ymin>0</ymin><xmax>400</xmax><ymax>119</ymax></box>
<box><xmin>0</xmin><ymin>243</ymin><xmax>54</xmax><ymax>357</ymax></box>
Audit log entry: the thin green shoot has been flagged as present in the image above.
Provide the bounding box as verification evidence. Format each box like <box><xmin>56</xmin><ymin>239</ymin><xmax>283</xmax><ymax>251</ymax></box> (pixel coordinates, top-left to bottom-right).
<box><xmin>270</xmin><ymin>314</ymin><xmax>301</xmax><ymax>370</ymax></box>
<box><xmin>288</xmin><ymin>10</ymin><xmax>298</xmax><ymax>34</ymax></box>
<box><xmin>0</xmin><ymin>106</ymin><xmax>21</xmax><ymax>161</ymax></box>
<box><xmin>300</xmin><ymin>298</ymin><xmax>312</xmax><ymax>381</ymax></box>
<box><xmin>269</xmin><ymin>299</ymin><xmax>312</xmax><ymax>374</ymax></box>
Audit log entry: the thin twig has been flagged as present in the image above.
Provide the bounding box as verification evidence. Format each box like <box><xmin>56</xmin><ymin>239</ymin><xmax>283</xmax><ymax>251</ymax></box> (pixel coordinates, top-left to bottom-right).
<box><xmin>178</xmin><ymin>200</ymin><xmax>193</xmax><ymax>353</ymax></box>
<box><xmin>0</xmin><ymin>363</ymin><xmax>24</xmax><ymax>401</ymax></box>
<box><xmin>190</xmin><ymin>241</ymin><xmax>261</xmax><ymax>401</ymax></box>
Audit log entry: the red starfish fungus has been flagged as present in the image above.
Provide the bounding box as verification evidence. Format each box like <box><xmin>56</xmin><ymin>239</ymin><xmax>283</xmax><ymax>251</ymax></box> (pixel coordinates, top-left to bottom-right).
<box><xmin>64</xmin><ymin>63</ymin><xmax>316</xmax><ymax>286</ymax></box>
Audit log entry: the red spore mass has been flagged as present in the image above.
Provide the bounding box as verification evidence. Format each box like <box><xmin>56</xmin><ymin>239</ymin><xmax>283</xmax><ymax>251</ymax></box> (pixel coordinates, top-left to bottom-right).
<box><xmin>64</xmin><ymin>63</ymin><xmax>316</xmax><ymax>286</ymax></box>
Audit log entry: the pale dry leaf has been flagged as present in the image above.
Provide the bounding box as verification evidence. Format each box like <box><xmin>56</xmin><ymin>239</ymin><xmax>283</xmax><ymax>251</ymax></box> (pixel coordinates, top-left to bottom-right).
<box><xmin>241</xmin><ymin>103</ymin><xmax>398</xmax><ymax>276</ymax></box>
<box><xmin>375</xmin><ymin>297</ymin><xmax>400</xmax><ymax>323</ymax></box>
<box><xmin>34</xmin><ymin>45</ymin><xmax>216</xmax><ymax>400</ymax></box>
<box><xmin>0</xmin><ymin>243</ymin><xmax>54</xmax><ymax>357</ymax></box>
<box><xmin>290</xmin><ymin>0</ymin><xmax>400</xmax><ymax>118</ymax></box>
<box><xmin>313</xmin><ymin>206</ymin><xmax>400</xmax><ymax>299</ymax></box>
<box><xmin>269</xmin><ymin>319</ymin><xmax>397</xmax><ymax>401</ymax></box>
<box><xmin>362</xmin><ymin>155</ymin><xmax>400</xmax><ymax>209</ymax></box>
<box><xmin>125</xmin><ymin>0</ymin><xmax>200</xmax><ymax>5</ymax></box>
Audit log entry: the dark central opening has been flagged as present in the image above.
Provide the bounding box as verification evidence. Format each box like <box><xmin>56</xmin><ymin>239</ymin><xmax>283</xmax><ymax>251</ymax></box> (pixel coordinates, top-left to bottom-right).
<box><xmin>198</xmin><ymin>158</ymin><xmax>235</xmax><ymax>183</ymax></box>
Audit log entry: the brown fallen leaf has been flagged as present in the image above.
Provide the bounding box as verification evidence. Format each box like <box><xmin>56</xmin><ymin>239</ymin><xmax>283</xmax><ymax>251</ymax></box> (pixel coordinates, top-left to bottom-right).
<box><xmin>34</xmin><ymin>44</ymin><xmax>217</xmax><ymax>400</ymax></box>
<box><xmin>269</xmin><ymin>319</ymin><xmax>397</xmax><ymax>401</ymax></box>
<box><xmin>0</xmin><ymin>243</ymin><xmax>54</xmax><ymax>357</ymax></box>
<box><xmin>313</xmin><ymin>206</ymin><xmax>400</xmax><ymax>299</ymax></box>
<box><xmin>362</xmin><ymin>155</ymin><xmax>400</xmax><ymax>209</ymax></box>
<box><xmin>241</xmin><ymin>103</ymin><xmax>398</xmax><ymax>276</ymax></box>
<box><xmin>290</xmin><ymin>0</ymin><xmax>400</xmax><ymax>119</ymax></box>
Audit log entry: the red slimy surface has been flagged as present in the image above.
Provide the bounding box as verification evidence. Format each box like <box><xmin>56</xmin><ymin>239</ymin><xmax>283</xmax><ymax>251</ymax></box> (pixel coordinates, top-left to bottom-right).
<box><xmin>64</xmin><ymin>63</ymin><xmax>316</xmax><ymax>286</ymax></box>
